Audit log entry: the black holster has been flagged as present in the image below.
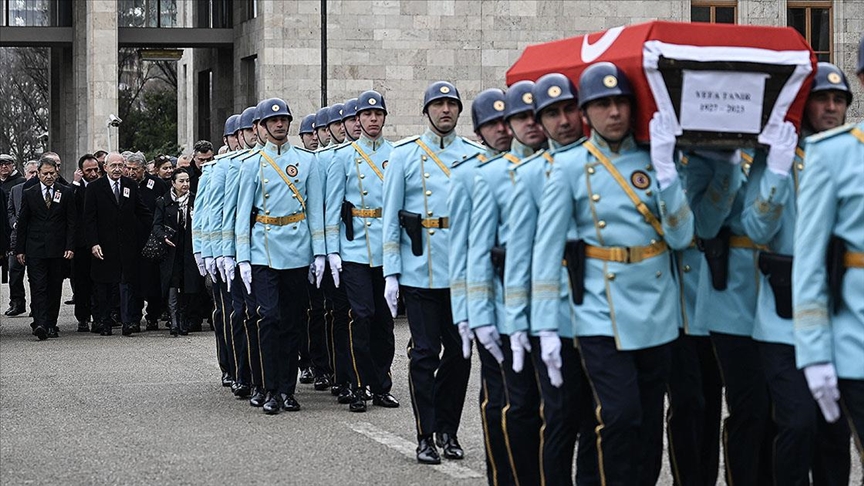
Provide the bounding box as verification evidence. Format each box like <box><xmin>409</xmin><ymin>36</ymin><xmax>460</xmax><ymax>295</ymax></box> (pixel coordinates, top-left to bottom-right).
<box><xmin>563</xmin><ymin>240</ymin><xmax>586</xmax><ymax>305</ymax></box>
<box><xmin>398</xmin><ymin>210</ymin><xmax>423</xmax><ymax>257</ymax></box>
<box><xmin>341</xmin><ymin>200</ymin><xmax>355</xmax><ymax>241</ymax></box>
<box><xmin>827</xmin><ymin>236</ymin><xmax>847</xmax><ymax>315</ymax></box>
<box><xmin>490</xmin><ymin>246</ymin><xmax>506</xmax><ymax>284</ymax></box>
<box><xmin>698</xmin><ymin>227</ymin><xmax>731</xmax><ymax>291</ymax></box>
<box><xmin>757</xmin><ymin>252</ymin><xmax>793</xmax><ymax>319</ymax></box>
<box><xmin>250</xmin><ymin>207</ymin><xmax>258</xmax><ymax>232</ymax></box>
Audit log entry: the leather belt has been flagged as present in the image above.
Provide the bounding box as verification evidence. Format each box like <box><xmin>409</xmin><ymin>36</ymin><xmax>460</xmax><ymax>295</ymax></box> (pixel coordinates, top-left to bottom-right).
<box><xmin>845</xmin><ymin>251</ymin><xmax>864</xmax><ymax>268</ymax></box>
<box><xmin>585</xmin><ymin>240</ymin><xmax>668</xmax><ymax>264</ymax></box>
<box><xmin>421</xmin><ymin>217</ymin><xmax>449</xmax><ymax>229</ymax></box>
<box><xmin>729</xmin><ymin>235</ymin><xmax>768</xmax><ymax>251</ymax></box>
<box><xmin>351</xmin><ymin>208</ymin><xmax>382</xmax><ymax>218</ymax></box>
<box><xmin>255</xmin><ymin>213</ymin><xmax>306</xmax><ymax>225</ymax></box>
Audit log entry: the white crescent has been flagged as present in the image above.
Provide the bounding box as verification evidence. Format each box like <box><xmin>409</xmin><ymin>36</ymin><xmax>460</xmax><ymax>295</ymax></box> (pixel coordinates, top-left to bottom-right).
<box><xmin>581</xmin><ymin>26</ymin><xmax>625</xmax><ymax>63</ymax></box>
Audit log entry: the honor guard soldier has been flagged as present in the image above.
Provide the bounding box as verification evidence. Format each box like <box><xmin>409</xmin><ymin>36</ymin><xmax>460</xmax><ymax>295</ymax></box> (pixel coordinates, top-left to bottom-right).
<box><xmin>448</xmin><ymin>87</ymin><xmax>513</xmax><ymax>484</ymax></box>
<box><xmin>382</xmin><ymin>81</ymin><xmax>484</xmax><ymax>464</ymax></box>
<box><xmin>505</xmin><ymin>73</ymin><xmax>597</xmax><ymax>485</ymax></box>
<box><xmin>794</xmin><ymin>42</ymin><xmax>864</xmax><ymax>474</ymax></box>
<box><xmin>299</xmin><ymin>114</ymin><xmax>319</xmax><ymax>151</ymax></box>
<box><xmin>466</xmin><ymin>80</ymin><xmax>548</xmax><ymax>485</ymax></box>
<box><xmin>193</xmin><ymin>114</ymin><xmax>239</xmax><ymax>388</ymax></box>
<box><xmin>341</xmin><ymin>98</ymin><xmax>362</xmax><ymax>142</ymax></box>
<box><xmin>325</xmin><ymin>89</ymin><xmax>399</xmax><ymax>413</ymax></box>
<box><xmin>218</xmin><ymin>104</ymin><xmax>261</xmax><ymax>401</ymax></box>
<box><xmin>235</xmin><ymin>98</ymin><xmax>326</xmax><ymax>415</ymax></box>
<box><xmin>312</xmin><ymin>105</ymin><xmax>354</xmax><ymax>400</ymax></box>
<box><xmin>327</xmin><ymin>103</ymin><xmax>347</xmax><ymax>145</ymax></box>
<box><xmin>665</xmin><ymin>161</ymin><xmax>723</xmax><ymax>484</ymax></box>
<box><xmin>315</xmin><ymin>107</ymin><xmax>332</xmax><ymax>148</ymax></box>
<box><xmin>743</xmin><ymin>62</ymin><xmax>854</xmax><ymax>485</ymax></box>
<box><xmin>532</xmin><ymin>63</ymin><xmax>694</xmax><ymax>484</ymax></box>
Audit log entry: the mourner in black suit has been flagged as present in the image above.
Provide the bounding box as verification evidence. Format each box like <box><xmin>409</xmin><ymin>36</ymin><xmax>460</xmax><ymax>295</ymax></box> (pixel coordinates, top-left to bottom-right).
<box><xmin>71</xmin><ymin>154</ymin><xmax>102</xmax><ymax>332</ymax></box>
<box><xmin>153</xmin><ymin>169</ymin><xmax>203</xmax><ymax>336</ymax></box>
<box><xmin>124</xmin><ymin>153</ymin><xmax>167</xmax><ymax>331</ymax></box>
<box><xmin>14</xmin><ymin>158</ymin><xmax>76</xmax><ymax>340</ymax></box>
<box><xmin>84</xmin><ymin>153</ymin><xmax>152</xmax><ymax>336</ymax></box>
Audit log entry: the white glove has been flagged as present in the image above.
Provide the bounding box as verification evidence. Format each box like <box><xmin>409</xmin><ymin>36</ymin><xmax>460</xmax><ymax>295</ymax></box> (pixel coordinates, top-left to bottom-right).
<box><xmin>384</xmin><ymin>275</ymin><xmax>399</xmax><ymax>318</ymax></box>
<box><xmin>474</xmin><ymin>325</ymin><xmax>504</xmax><ymax>364</ymax></box>
<box><xmin>539</xmin><ymin>330</ymin><xmax>563</xmax><ymax>388</ymax></box>
<box><xmin>313</xmin><ymin>255</ymin><xmax>326</xmax><ymax>288</ymax></box>
<box><xmin>804</xmin><ymin>363</ymin><xmax>841</xmax><ymax>423</ymax></box>
<box><xmin>761</xmin><ymin>121</ymin><xmax>798</xmax><ymax>176</ymax></box>
<box><xmin>649</xmin><ymin>111</ymin><xmax>679</xmax><ymax>190</ymax></box>
<box><xmin>308</xmin><ymin>264</ymin><xmax>316</xmax><ymax>285</ymax></box>
<box><xmin>194</xmin><ymin>252</ymin><xmax>206</xmax><ymax>277</ymax></box>
<box><xmin>223</xmin><ymin>256</ymin><xmax>236</xmax><ymax>282</ymax></box>
<box><xmin>457</xmin><ymin>321</ymin><xmax>472</xmax><ymax>359</ymax></box>
<box><xmin>327</xmin><ymin>253</ymin><xmax>342</xmax><ymax>288</ymax></box>
<box><xmin>510</xmin><ymin>331</ymin><xmax>532</xmax><ymax>373</ymax></box>
<box><xmin>215</xmin><ymin>256</ymin><xmax>227</xmax><ymax>286</ymax></box>
<box><xmin>239</xmin><ymin>262</ymin><xmax>252</xmax><ymax>294</ymax></box>
<box><xmin>204</xmin><ymin>257</ymin><xmax>218</xmax><ymax>282</ymax></box>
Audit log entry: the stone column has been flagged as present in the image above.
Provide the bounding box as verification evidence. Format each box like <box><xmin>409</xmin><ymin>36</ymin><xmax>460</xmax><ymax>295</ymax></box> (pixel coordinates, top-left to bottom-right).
<box><xmin>73</xmin><ymin>0</ymin><xmax>118</xmax><ymax>157</ymax></box>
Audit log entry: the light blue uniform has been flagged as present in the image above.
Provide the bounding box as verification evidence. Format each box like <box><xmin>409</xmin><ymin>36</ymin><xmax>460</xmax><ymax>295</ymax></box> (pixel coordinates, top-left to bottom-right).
<box><xmin>192</xmin><ymin>160</ymin><xmax>216</xmax><ymax>257</ymax></box>
<box><xmin>234</xmin><ymin>140</ymin><xmax>326</xmax><ymax>269</ymax></box>
<box><xmin>685</xmin><ymin>152</ymin><xmax>759</xmax><ymax>336</ymax></box>
<box><xmin>202</xmin><ymin>153</ymin><xmax>234</xmax><ymax>258</ymax></box>
<box><xmin>532</xmin><ymin>133</ymin><xmax>693</xmax><ymax>351</ymax></box>
<box><xmin>466</xmin><ymin>139</ymin><xmax>537</xmax><ymax>333</ymax></box>
<box><xmin>324</xmin><ymin>136</ymin><xmax>392</xmax><ymax>266</ymax></box>
<box><xmin>671</xmin><ymin>156</ymin><xmax>704</xmax><ymax>335</ymax></box>
<box><xmin>382</xmin><ymin>129</ymin><xmax>484</xmax><ymax>289</ymax></box>
<box><xmin>221</xmin><ymin>145</ymin><xmax>262</xmax><ymax>258</ymax></box>
<box><xmin>742</xmin><ymin>144</ymin><xmax>801</xmax><ymax>345</ymax></box>
<box><xmin>504</xmin><ymin>145</ymin><xmax>574</xmax><ymax>338</ymax></box>
<box><xmin>447</xmin><ymin>149</ymin><xmax>492</xmax><ymax>325</ymax></box>
<box><xmin>794</xmin><ymin>122</ymin><xmax>864</xmax><ymax>380</ymax></box>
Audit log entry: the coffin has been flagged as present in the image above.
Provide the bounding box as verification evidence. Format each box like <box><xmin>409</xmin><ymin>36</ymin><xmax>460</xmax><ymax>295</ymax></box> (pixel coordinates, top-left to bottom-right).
<box><xmin>506</xmin><ymin>21</ymin><xmax>816</xmax><ymax>147</ymax></box>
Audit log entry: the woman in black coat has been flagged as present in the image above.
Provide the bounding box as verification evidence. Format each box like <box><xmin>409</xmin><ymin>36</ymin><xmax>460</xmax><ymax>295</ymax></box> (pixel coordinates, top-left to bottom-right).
<box><xmin>153</xmin><ymin>168</ymin><xmax>202</xmax><ymax>335</ymax></box>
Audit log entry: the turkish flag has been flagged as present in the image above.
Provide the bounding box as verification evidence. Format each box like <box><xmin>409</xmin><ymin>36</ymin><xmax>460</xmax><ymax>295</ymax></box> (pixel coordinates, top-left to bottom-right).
<box><xmin>506</xmin><ymin>21</ymin><xmax>816</xmax><ymax>145</ymax></box>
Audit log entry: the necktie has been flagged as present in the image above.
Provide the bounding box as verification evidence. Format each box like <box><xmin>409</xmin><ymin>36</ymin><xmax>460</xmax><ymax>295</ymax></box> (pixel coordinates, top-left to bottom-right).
<box><xmin>45</xmin><ymin>188</ymin><xmax>52</xmax><ymax>208</ymax></box>
<box><xmin>114</xmin><ymin>182</ymin><xmax>120</xmax><ymax>203</ymax></box>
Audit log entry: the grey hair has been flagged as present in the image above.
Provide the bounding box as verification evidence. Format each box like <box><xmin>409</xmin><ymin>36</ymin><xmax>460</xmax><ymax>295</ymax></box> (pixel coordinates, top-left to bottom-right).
<box><xmin>37</xmin><ymin>155</ymin><xmax>58</xmax><ymax>171</ymax></box>
<box><xmin>126</xmin><ymin>151</ymin><xmax>146</xmax><ymax>166</ymax></box>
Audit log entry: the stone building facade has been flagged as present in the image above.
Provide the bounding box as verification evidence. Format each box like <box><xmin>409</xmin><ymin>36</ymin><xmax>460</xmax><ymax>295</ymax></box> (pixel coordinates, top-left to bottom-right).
<box><xmin>178</xmin><ymin>0</ymin><xmax>864</xmax><ymax>149</ymax></box>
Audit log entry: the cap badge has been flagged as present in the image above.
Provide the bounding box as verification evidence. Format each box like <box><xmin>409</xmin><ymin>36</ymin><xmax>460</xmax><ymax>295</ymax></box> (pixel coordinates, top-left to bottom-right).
<box><xmin>493</xmin><ymin>100</ymin><xmax>505</xmax><ymax>111</ymax></box>
<box><xmin>827</xmin><ymin>72</ymin><xmax>842</xmax><ymax>84</ymax></box>
<box><xmin>369</xmin><ymin>98</ymin><xmax>377</xmax><ymax>105</ymax></box>
<box><xmin>440</xmin><ymin>86</ymin><xmax>451</xmax><ymax>94</ymax></box>
<box><xmin>603</xmin><ymin>75</ymin><xmax>618</xmax><ymax>88</ymax></box>
<box><xmin>271</xmin><ymin>104</ymin><xmax>280</xmax><ymax>112</ymax></box>
<box><xmin>548</xmin><ymin>86</ymin><xmax>562</xmax><ymax>98</ymax></box>
<box><xmin>522</xmin><ymin>93</ymin><xmax>533</xmax><ymax>104</ymax></box>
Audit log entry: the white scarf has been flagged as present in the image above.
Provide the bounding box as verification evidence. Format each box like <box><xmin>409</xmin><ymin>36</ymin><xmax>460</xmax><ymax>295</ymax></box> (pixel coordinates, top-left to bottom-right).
<box><xmin>171</xmin><ymin>189</ymin><xmax>190</xmax><ymax>229</ymax></box>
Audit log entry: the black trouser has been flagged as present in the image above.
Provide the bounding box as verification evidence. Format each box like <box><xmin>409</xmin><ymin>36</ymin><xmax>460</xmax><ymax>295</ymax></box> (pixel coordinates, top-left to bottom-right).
<box><xmin>230</xmin><ymin>271</ymin><xmax>260</xmax><ymax>387</ymax></box>
<box><xmin>402</xmin><ymin>286</ymin><xmax>471</xmax><ymax>440</ymax></box>
<box><xmin>210</xmin><ymin>276</ymin><xmax>234</xmax><ymax>379</ymax></box>
<box><xmin>533</xmin><ymin>336</ymin><xmax>598</xmax><ymax>486</ymax></box>
<box><xmin>7</xmin><ymin>254</ymin><xmax>26</xmax><ymax>307</ymax></box>
<box><xmin>322</xmin><ymin>264</ymin><xmax>352</xmax><ymax>387</ymax></box>
<box><xmin>577</xmin><ymin>336</ymin><xmax>670</xmax><ymax>486</ymax></box>
<box><xmin>476</xmin><ymin>341</ymin><xmax>513</xmax><ymax>486</ymax></box>
<box><xmin>253</xmin><ymin>265</ymin><xmax>306</xmax><ymax>395</ymax></box>
<box><xmin>93</xmin><ymin>281</ymin><xmax>119</xmax><ymax>330</ymax></box>
<box><xmin>72</xmin><ymin>249</ymin><xmax>93</xmax><ymax>324</ymax></box>
<box><xmin>710</xmin><ymin>331</ymin><xmax>773</xmax><ymax>486</ymax></box>
<box><xmin>666</xmin><ymin>333</ymin><xmax>722</xmax><ymax>486</ymax></box>
<box><xmin>27</xmin><ymin>257</ymin><xmax>64</xmax><ymax>330</ymax></box>
<box><xmin>341</xmin><ymin>263</ymin><xmax>394</xmax><ymax>394</ymax></box>
<box><xmin>839</xmin><ymin>379</ymin><xmax>864</xmax><ymax>470</ymax></box>
<box><xmin>500</xmin><ymin>335</ymin><xmax>541</xmax><ymax>486</ymax></box>
<box><xmin>139</xmin><ymin>262</ymin><xmax>164</xmax><ymax>323</ymax></box>
<box><xmin>760</xmin><ymin>341</ymin><xmax>850</xmax><ymax>486</ymax></box>
<box><xmin>306</xmin><ymin>279</ymin><xmax>332</xmax><ymax>379</ymax></box>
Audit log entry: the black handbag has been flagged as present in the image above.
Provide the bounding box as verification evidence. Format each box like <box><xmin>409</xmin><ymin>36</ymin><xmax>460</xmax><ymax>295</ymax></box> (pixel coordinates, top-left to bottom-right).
<box><xmin>141</xmin><ymin>226</ymin><xmax>176</xmax><ymax>262</ymax></box>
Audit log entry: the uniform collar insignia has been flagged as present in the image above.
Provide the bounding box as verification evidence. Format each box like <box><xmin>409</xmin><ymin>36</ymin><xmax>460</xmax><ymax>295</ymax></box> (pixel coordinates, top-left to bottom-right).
<box><xmin>510</xmin><ymin>138</ymin><xmax>537</xmax><ymax>158</ymax></box>
<box><xmin>423</xmin><ymin>128</ymin><xmax>456</xmax><ymax>149</ymax></box>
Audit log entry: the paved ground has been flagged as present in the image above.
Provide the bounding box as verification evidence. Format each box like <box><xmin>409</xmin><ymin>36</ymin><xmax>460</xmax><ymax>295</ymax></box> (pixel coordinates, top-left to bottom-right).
<box><xmin>1</xmin><ymin>283</ymin><xmax>860</xmax><ymax>485</ymax></box>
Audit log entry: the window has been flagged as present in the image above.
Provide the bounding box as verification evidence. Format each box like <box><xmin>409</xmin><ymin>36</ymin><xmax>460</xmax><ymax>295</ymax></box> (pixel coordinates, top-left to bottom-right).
<box><xmin>242</xmin><ymin>55</ymin><xmax>257</xmax><ymax>108</ymax></box>
<box><xmin>197</xmin><ymin>69</ymin><xmax>212</xmax><ymax>142</ymax></box>
<box><xmin>691</xmin><ymin>1</ymin><xmax>737</xmax><ymax>24</ymax></box>
<box><xmin>244</xmin><ymin>0</ymin><xmax>257</xmax><ymax>21</ymax></box>
<box><xmin>2</xmin><ymin>0</ymin><xmax>72</xmax><ymax>27</ymax></box>
<box><xmin>788</xmin><ymin>2</ymin><xmax>832</xmax><ymax>62</ymax></box>
<box><xmin>195</xmin><ymin>0</ymin><xmax>232</xmax><ymax>29</ymax></box>
<box><xmin>117</xmin><ymin>0</ymin><xmax>177</xmax><ymax>28</ymax></box>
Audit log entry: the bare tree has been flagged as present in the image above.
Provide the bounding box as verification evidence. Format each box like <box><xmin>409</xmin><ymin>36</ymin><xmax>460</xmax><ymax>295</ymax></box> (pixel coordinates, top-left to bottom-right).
<box><xmin>0</xmin><ymin>47</ymin><xmax>49</xmax><ymax>165</ymax></box>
